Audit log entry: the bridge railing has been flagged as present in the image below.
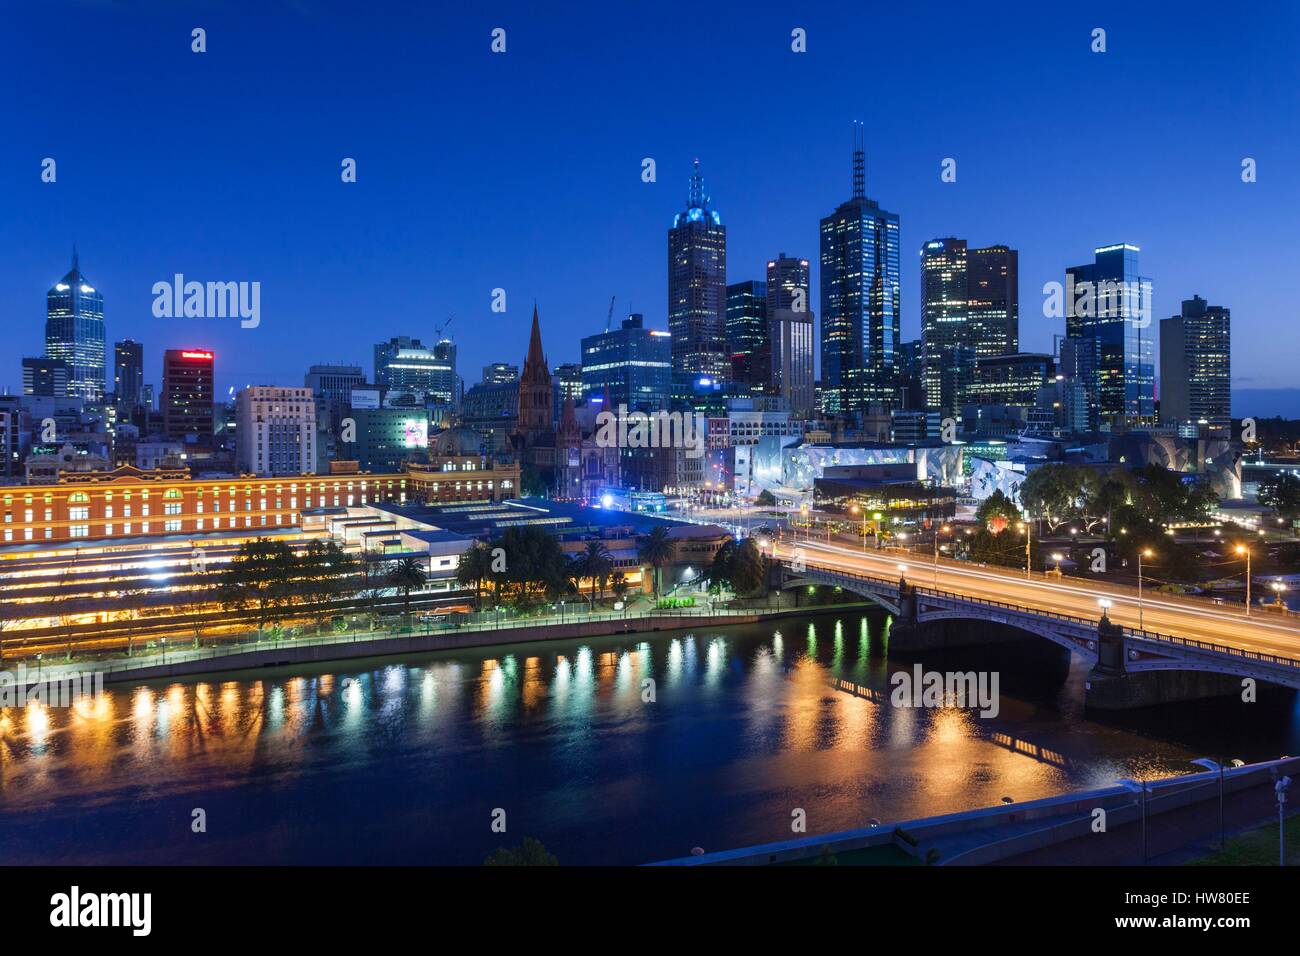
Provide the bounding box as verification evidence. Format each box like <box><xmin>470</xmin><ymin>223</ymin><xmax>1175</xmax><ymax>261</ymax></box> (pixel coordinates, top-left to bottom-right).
<box><xmin>789</xmin><ymin>560</ymin><xmax>1300</xmax><ymax>672</ymax></box>
<box><xmin>1123</xmin><ymin>627</ymin><xmax>1300</xmax><ymax>673</ymax></box>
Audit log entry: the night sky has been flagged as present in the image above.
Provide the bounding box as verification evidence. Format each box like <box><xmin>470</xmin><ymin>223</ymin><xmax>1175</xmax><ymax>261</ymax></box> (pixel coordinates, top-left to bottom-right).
<box><xmin>3</xmin><ymin>1</ymin><xmax>1297</xmax><ymax>413</ymax></box>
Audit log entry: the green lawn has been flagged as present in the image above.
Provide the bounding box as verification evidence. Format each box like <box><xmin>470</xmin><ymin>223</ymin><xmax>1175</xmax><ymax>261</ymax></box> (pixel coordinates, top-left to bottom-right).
<box><xmin>1189</xmin><ymin>818</ymin><xmax>1300</xmax><ymax>866</ymax></box>
<box><xmin>782</xmin><ymin>844</ymin><xmax>920</xmax><ymax>866</ymax></box>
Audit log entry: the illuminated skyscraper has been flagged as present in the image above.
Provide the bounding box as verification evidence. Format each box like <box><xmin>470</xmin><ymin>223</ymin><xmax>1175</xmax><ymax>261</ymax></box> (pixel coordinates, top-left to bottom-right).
<box><xmin>1160</xmin><ymin>295</ymin><xmax>1230</xmax><ymax>431</ymax></box>
<box><xmin>1064</xmin><ymin>243</ymin><xmax>1155</xmax><ymax>428</ymax></box>
<box><xmin>725</xmin><ymin>280</ymin><xmax>767</xmax><ymax>396</ymax></box>
<box><xmin>967</xmin><ymin>245</ymin><xmax>1018</xmax><ymax>358</ymax></box>
<box><xmin>766</xmin><ymin>253</ymin><xmax>814</xmax><ymax>418</ymax></box>
<box><xmin>819</xmin><ymin>126</ymin><xmax>901</xmax><ymax>418</ymax></box>
<box><xmin>920</xmin><ymin>238</ymin><xmax>970</xmax><ymax>416</ymax></box>
<box><xmin>162</xmin><ymin>348</ymin><xmax>215</xmax><ymax>441</ymax></box>
<box><xmin>581</xmin><ymin>314</ymin><xmax>671</xmax><ymax>413</ymax></box>
<box><xmin>45</xmin><ymin>248</ymin><xmax>106</xmax><ymax>401</ymax></box>
<box><xmin>668</xmin><ymin>161</ymin><xmax>728</xmax><ymax>401</ymax></box>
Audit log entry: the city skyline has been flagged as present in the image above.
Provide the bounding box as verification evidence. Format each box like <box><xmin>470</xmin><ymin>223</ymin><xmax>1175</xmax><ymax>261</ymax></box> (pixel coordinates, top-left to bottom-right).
<box><xmin>3</xmin><ymin>3</ymin><xmax>1297</xmax><ymax>415</ymax></box>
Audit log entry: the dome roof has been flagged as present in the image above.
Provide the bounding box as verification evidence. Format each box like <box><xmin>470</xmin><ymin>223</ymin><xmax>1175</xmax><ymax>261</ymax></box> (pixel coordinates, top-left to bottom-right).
<box><xmin>431</xmin><ymin>426</ymin><xmax>483</xmax><ymax>457</ymax></box>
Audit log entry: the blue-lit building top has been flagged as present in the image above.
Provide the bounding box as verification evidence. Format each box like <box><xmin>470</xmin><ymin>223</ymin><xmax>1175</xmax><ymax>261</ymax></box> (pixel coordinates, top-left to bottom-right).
<box><xmin>1064</xmin><ymin>243</ymin><xmax>1155</xmax><ymax>429</ymax></box>
<box><xmin>580</xmin><ymin>313</ymin><xmax>672</xmax><ymax>413</ymax></box>
<box><xmin>45</xmin><ymin>248</ymin><xmax>106</xmax><ymax>402</ymax></box>
<box><xmin>668</xmin><ymin>160</ymin><xmax>729</xmax><ymax>402</ymax></box>
<box><xmin>819</xmin><ymin>130</ymin><xmax>901</xmax><ymax>418</ymax></box>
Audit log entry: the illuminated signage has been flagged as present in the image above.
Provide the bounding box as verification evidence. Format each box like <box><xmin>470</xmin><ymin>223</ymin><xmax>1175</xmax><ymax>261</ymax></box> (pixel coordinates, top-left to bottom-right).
<box><xmin>180</xmin><ymin>350</ymin><xmax>214</xmax><ymax>361</ymax></box>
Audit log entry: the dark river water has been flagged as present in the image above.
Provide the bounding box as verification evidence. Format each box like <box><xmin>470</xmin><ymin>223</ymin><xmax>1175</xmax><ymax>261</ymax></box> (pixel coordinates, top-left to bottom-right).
<box><xmin>2</xmin><ymin>610</ymin><xmax>1298</xmax><ymax>865</ymax></box>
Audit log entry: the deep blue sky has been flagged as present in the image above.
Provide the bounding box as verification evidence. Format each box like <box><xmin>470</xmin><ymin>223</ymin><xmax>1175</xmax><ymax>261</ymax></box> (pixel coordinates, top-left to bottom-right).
<box><xmin>3</xmin><ymin>1</ymin><xmax>1298</xmax><ymax>413</ymax></box>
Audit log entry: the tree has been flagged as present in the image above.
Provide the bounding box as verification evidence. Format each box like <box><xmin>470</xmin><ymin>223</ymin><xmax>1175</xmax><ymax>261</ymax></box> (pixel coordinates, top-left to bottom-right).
<box><xmin>490</xmin><ymin>526</ymin><xmax>569</xmax><ymax>607</ymax></box>
<box><xmin>456</xmin><ymin>542</ymin><xmax>494</xmax><ymax>609</ymax></box>
<box><xmin>1018</xmin><ymin>464</ymin><xmax>1102</xmax><ymax>531</ymax></box>
<box><xmin>298</xmin><ymin>540</ymin><xmax>357</xmax><ymax>626</ymax></box>
<box><xmin>754</xmin><ymin>489</ymin><xmax>776</xmax><ymax>507</ymax></box>
<box><xmin>575</xmin><ymin>539</ymin><xmax>612</xmax><ymax>609</ymax></box>
<box><xmin>217</xmin><ymin>538</ymin><xmax>298</xmax><ymax>630</ymax></box>
<box><xmin>637</xmin><ymin>526</ymin><xmax>674</xmax><ymax>598</ymax></box>
<box><xmin>611</xmin><ymin>571</ymin><xmax>629</xmax><ymax>605</ymax></box>
<box><xmin>483</xmin><ymin>837</ymin><xmax>558</xmax><ymax>866</ymax></box>
<box><xmin>386</xmin><ymin>557</ymin><xmax>428</xmax><ymax>618</ymax></box>
<box><xmin>975</xmin><ymin>490</ymin><xmax>1020</xmax><ymax>531</ymax></box>
<box><xmin>729</xmin><ymin>538</ymin><xmax>767</xmax><ymax>595</ymax></box>
<box><xmin>1259</xmin><ymin>473</ymin><xmax>1300</xmax><ymax>521</ymax></box>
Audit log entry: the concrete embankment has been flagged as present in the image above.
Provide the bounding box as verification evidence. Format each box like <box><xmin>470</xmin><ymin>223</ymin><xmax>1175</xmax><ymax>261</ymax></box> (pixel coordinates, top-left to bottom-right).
<box><xmin>31</xmin><ymin>602</ymin><xmax>872</xmax><ymax>688</ymax></box>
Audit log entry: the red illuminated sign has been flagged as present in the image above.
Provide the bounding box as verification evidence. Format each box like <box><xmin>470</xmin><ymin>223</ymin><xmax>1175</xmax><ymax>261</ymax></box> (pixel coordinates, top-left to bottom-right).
<box><xmin>179</xmin><ymin>350</ymin><xmax>214</xmax><ymax>361</ymax></box>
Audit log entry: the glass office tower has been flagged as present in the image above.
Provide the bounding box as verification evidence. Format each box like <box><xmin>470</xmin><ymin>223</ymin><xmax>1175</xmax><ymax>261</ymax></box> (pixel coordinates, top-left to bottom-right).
<box><xmin>668</xmin><ymin>161</ymin><xmax>728</xmax><ymax>402</ymax></box>
<box><xmin>1065</xmin><ymin>243</ymin><xmax>1155</xmax><ymax>429</ymax></box>
<box><xmin>45</xmin><ymin>248</ymin><xmax>106</xmax><ymax>401</ymax></box>
<box><xmin>725</xmin><ymin>280</ymin><xmax>768</xmax><ymax>397</ymax></box>
<box><xmin>819</xmin><ymin>126</ymin><xmax>901</xmax><ymax>418</ymax></box>
<box><xmin>580</xmin><ymin>313</ymin><xmax>671</xmax><ymax>413</ymax></box>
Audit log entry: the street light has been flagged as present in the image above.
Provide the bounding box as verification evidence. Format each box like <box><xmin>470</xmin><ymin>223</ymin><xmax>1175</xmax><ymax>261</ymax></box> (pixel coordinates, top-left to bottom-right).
<box><xmin>1138</xmin><ymin>548</ymin><xmax>1154</xmax><ymax>630</ymax></box>
<box><xmin>933</xmin><ymin>524</ymin><xmax>951</xmax><ymax>588</ymax></box>
<box><xmin>1118</xmin><ymin>778</ymin><xmax>1149</xmax><ymax>862</ymax></box>
<box><xmin>1018</xmin><ymin>522</ymin><xmax>1031</xmax><ymax>580</ymax></box>
<box><xmin>1275</xmin><ymin>772</ymin><xmax>1291</xmax><ymax>866</ymax></box>
<box><xmin>897</xmin><ymin>563</ymin><xmax>908</xmax><ymax>586</ymax></box>
<box><xmin>1191</xmin><ymin>757</ymin><xmax>1244</xmax><ymax>850</ymax></box>
<box><xmin>1236</xmin><ymin>544</ymin><xmax>1252</xmax><ymax>616</ymax></box>
<box><xmin>1051</xmin><ymin>551</ymin><xmax>1065</xmax><ymax>575</ymax></box>
<box><xmin>1097</xmin><ymin>597</ymin><xmax>1112</xmax><ymax>623</ymax></box>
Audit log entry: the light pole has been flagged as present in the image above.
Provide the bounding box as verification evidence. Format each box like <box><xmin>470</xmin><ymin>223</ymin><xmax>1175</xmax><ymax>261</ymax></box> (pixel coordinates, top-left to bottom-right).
<box><xmin>1138</xmin><ymin>548</ymin><xmax>1154</xmax><ymax>629</ymax></box>
<box><xmin>1051</xmin><ymin>552</ymin><xmax>1065</xmax><ymax>576</ymax></box>
<box><xmin>1275</xmin><ymin>772</ymin><xmax>1291</xmax><ymax>866</ymax></box>
<box><xmin>897</xmin><ymin>563</ymin><xmax>908</xmax><ymax>588</ymax></box>
<box><xmin>933</xmin><ymin>524</ymin><xmax>950</xmax><ymax>588</ymax></box>
<box><xmin>1191</xmin><ymin>757</ymin><xmax>1242</xmax><ymax>850</ymax></box>
<box><xmin>1119</xmin><ymin>778</ymin><xmax>1148</xmax><ymax>862</ymax></box>
<box><xmin>1019</xmin><ymin>522</ymin><xmax>1031</xmax><ymax>579</ymax></box>
<box><xmin>1236</xmin><ymin>544</ymin><xmax>1252</xmax><ymax>615</ymax></box>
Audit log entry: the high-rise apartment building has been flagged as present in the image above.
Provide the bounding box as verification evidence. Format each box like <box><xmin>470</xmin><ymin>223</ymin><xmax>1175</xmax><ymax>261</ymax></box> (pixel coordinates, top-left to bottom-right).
<box><xmin>236</xmin><ymin>386</ymin><xmax>318</xmax><ymax>476</ymax></box>
<box><xmin>1160</xmin><ymin>295</ymin><xmax>1231</xmax><ymax>430</ymax></box>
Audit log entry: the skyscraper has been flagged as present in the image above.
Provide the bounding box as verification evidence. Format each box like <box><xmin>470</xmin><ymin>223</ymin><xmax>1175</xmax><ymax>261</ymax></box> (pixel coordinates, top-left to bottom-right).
<box><xmin>1065</xmin><ymin>243</ymin><xmax>1155</xmax><ymax>429</ymax></box>
<box><xmin>820</xmin><ymin>126</ymin><xmax>901</xmax><ymax>418</ymax></box>
<box><xmin>766</xmin><ymin>253</ymin><xmax>815</xmax><ymax>417</ymax></box>
<box><xmin>1160</xmin><ymin>295</ymin><xmax>1231</xmax><ymax>430</ymax></box>
<box><xmin>305</xmin><ymin>364</ymin><xmax>366</xmax><ymax>406</ymax></box>
<box><xmin>920</xmin><ymin>238</ymin><xmax>970</xmax><ymax>416</ymax></box>
<box><xmin>581</xmin><ymin>313</ymin><xmax>672</xmax><ymax>413</ymax></box>
<box><xmin>668</xmin><ymin>160</ymin><xmax>728</xmax><ymax>401</ymax></box>
<box><xmin>967</xmin><ymin>245</ymin><xmax>1019</xmax><ymax>358</ymax></box>
<box><xmin>162</xmin><ymin>348</ymin><xmax>215</xmax><ymax>441</ymax></box>
<box><xmin>373</xmin><ymin>336</ymin><xmax>457</xmax><ymax>405</ymax></box>
<box><xmin>114</xmin><ymin>339</ymin><xmax>144</xmax><ymax>409</ymax></box>
<box><xmin>22</xmin><ymin>357</ymin><xmax>70</xmax><ymax>397</ymax></box>
<box><xmin>45</xmin><ymin>248</ymin><xmax>106</xmax><ymax>401</ymax></box>
<box><xmin>725</xmin><ymin>280</ymin><xmax>767</xmax><ymax>396</ymax></box>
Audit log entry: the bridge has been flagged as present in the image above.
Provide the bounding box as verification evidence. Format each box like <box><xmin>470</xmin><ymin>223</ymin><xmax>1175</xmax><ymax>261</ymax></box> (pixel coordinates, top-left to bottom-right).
<box><xmin>778</xmin><ymin>554</ymin><xmax>1300</xmax><ymax>707</ymax></box>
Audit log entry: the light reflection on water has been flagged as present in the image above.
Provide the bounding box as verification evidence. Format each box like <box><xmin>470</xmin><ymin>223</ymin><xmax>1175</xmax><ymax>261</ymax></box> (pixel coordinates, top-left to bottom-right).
<box><xmin>1</xmin><ymin>611</ymin><xmax>1298</xmax><ymax>865</ymax></box>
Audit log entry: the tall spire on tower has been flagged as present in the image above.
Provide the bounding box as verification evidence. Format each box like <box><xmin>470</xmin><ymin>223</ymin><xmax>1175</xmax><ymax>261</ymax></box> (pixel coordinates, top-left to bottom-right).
<box><xmin>852</xmin><ymin>121</ymin><xmax>865</xmax><ymax>200</ymax></box>
<box><xmin>71</xmin><ymin>244</ymin><xmax>80</xmax><ymax>273</ymax></box>
<box><xmin>524</xmin><ymin>303</ymin><xmax>546</xmax><ymax>370</ymax></box>
<box><xmin>688</xmin><ymin>158</ymin><xmax>707</xmax><ymax>209</ymax></box>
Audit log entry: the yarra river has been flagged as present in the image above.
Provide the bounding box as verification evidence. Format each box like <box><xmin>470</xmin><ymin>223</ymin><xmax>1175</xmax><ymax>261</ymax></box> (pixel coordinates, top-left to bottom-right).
<box><xmin>2</xmin><ymin>609</ymin><xmax>1299</xmax><ymax>865</ymax></box>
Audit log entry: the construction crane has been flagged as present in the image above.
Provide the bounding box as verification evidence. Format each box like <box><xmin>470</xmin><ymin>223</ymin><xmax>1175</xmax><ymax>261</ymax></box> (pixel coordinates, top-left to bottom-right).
<box><xmin>605</xmin><ymin>296</ymin><xmax>616</xmax><ymax>332</ymax></box>
<box><xmin>435</xmin><ymin>315</ymin><xmax>455</xmax><ymax>340</ymax></box>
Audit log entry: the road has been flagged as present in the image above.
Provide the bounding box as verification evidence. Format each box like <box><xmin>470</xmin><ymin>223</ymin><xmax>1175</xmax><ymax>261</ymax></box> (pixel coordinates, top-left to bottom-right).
<box><xmin>770</xmin><ymin>536</ymin><xmax>1300</xmax><ymax>663</ymax></box>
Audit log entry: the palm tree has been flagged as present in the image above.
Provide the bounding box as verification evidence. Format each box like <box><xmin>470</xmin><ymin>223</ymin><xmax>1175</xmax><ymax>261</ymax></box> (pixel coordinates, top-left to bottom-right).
<box><xmin>386</xmin><ymin>557</ymin><xmax>428</xmax><ymax>619</ymax></box>
<box><xmin>637</xmin><ymin>526</ymin><xmax>674</xmax><ymax>600</ymax></box>
<box><xmin>578</xmin><ymin>540</ymin><xmax>612</xmax><ymax>609</ymax></box>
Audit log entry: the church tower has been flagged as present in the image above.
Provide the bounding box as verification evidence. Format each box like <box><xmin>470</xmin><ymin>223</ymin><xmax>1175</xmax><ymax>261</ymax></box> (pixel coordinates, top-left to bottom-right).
<box><xmin>516</xmin><ymin>305</ymin><xmax>554</xmax><ymax>439</ymax></box>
